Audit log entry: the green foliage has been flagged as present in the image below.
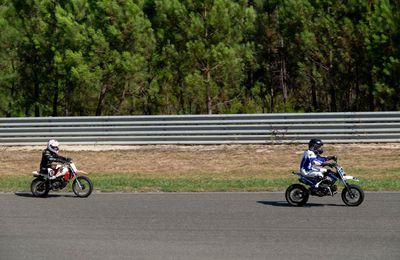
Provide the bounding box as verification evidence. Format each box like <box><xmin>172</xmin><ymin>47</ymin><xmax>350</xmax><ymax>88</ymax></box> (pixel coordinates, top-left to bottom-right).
<box><xmin>365</xmin><ymin>0</ymin><xmax>400</xmax><ymax>110</ymax></box>
<box><xmin>0</xmin><ymin>2</ymin><xmax>21</xmax><ymax>116</ymax></box>
<box><xmin>0</xmin><ymin>0</ymin><xmax>399</xmax><ymax>116</ymax></box>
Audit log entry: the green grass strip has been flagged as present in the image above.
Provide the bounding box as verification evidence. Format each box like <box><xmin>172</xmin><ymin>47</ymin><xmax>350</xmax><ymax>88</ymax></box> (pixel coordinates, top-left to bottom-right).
<box><xmin>1</xmin><ymin>173</ymin><xmax>400</xmax><ymax>192</ymax></box>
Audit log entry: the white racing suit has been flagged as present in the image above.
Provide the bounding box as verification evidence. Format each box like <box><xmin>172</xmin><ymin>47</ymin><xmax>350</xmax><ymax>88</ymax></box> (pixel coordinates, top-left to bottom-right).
<box><xmin>300</xmin><ymin>149</ymin><xmax>329</xmax><ymax>179</ymax></box>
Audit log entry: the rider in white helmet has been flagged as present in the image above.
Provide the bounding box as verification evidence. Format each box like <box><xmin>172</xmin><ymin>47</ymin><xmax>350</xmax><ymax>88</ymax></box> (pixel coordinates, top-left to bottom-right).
<box><xmin>39</xmin><ymin>139</ymin><xmax>71</xmax><ymax>180</ymax></box>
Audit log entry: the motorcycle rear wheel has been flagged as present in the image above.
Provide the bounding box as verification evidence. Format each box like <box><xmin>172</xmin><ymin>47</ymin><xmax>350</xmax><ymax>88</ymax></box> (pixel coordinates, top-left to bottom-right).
<box><xmin>31</xmin><ymin>178</ymin><xmax>49</xmax><ymax>197</ymax></box>
<box><xmin>72</xmin><ymin>176</ymin><xmax>93</xmax><ymax>198</ymax></box>
<box><xmin>341</xmin><ymin>184</ymin><xmax>364</xmax><ymax>206</ymax></box>
<box><xmin>285</xmin><ymin>184</ymin><xmax>309</xmax><ymax>207</ymax></box>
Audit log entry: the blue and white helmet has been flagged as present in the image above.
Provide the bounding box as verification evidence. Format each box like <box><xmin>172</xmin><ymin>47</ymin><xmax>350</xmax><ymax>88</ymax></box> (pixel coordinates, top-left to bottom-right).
<box><xmin>47</xmin><ymin>139</ymin><xmax>60</xmax><ymax>154</ymax></box>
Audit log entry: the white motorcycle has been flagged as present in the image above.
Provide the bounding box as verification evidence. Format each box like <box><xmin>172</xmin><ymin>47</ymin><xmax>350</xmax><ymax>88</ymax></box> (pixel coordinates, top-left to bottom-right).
<box><xmin>285</xmin><ymin>159</ymin><xmax>364</xmax><ymax>206</ymax></box>
<box><xmin>31</xmin><ymin>160</ymin><xmax>93</xmax><ymax>198</ymax></box>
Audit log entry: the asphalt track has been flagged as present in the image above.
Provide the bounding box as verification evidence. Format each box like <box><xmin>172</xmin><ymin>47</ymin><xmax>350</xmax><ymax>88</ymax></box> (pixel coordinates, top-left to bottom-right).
<box><xmin>1</xmin><ymin>192</ymin><xmax>399</xmax><ymax>260</ymax></box>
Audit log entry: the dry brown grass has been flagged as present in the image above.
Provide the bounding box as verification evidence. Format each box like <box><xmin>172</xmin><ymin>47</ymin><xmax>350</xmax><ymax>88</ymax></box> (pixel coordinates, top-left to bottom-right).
<box><xmin>2</xmin><ymin>144</ymin><xmax>400</xmax><ymax>180</ymax></box>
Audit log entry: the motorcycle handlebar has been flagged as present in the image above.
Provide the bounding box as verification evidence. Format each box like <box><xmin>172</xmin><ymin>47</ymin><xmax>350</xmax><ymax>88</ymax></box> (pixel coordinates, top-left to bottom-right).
<box><xmin>322</xmin><ymin>162</ymin><xmax>337</xmax><ymax>168</ymax></box>
<box><xmin>327</xmin><ymin>156</ymin><xmax>337</xmax><ymax>162</ymax></box>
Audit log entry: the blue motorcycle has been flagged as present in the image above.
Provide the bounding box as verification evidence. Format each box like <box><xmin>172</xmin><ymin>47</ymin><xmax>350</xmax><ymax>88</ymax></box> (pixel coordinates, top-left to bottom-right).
<box><xmin>285</xmin><ymin>160</ymin><xmax>364</xmax><ymax>206</ymax></box>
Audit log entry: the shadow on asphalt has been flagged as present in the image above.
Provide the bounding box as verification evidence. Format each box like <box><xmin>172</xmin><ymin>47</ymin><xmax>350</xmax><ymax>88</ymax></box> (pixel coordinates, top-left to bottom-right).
<box><xmin>257</xmin><ymin>201</ymin><xmax>346</xmax><ymax>207</ymax></box>
<box><xmin>14</xmin><ymin>192</ymin><xmax>76</xmax><ymax>198</ymax></box>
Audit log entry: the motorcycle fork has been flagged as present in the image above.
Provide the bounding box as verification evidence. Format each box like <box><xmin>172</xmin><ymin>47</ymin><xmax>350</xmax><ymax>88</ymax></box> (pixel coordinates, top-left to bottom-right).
<box><xmin>72</xmin><ymin>173</ymin><xmax>84</xmax><ymax>190</ymax></box>
<box><xmin>342</xmin><ymin>181</ymin><xmax>355</xmax><ymax>199</ymax></box>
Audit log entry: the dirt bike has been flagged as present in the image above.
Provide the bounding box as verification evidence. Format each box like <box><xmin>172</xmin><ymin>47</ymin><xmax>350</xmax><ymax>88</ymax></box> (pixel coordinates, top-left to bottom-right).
<box><xmin>31</xmin><ymin>160</ymin><xmax>93</xmax><ymax>198</ymax></box>
<box><xmin>285</xmin><ymin>159</ymin><xmax>364</xmax><ymax>207</ymax></box>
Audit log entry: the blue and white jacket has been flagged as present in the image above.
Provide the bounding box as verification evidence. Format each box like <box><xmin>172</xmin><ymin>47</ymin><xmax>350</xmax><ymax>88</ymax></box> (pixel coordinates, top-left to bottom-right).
<box><xmin>300</xmin><ymin>149</ymin><xmax>328</xmax><ymax>175</ymax></box>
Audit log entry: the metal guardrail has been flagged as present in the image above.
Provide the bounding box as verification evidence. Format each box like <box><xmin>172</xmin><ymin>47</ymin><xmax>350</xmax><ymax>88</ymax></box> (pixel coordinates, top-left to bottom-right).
<box><xmin>1</xmin><ymin>112</ymin><xmax>400</xmax><ymax>145</ymax></box>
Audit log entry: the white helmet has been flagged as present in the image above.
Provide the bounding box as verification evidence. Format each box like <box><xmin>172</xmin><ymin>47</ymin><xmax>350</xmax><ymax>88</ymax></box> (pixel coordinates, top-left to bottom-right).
<box><xmin>47</xmin><ymin>139</ymin><xmax>60</xmax><ymax>154</ymax></box>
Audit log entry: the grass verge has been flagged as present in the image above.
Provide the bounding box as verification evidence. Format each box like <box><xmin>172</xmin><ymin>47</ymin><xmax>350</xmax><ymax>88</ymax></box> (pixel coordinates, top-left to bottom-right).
<box><xmin>2</xmin><ymin>144</ymin><xmax>400</xmax><ymax>192</ymax></box>
<box><xmin>1</xmin><ymin>171</ymin><xmax>400</xmax><ymax>193</ymax></box>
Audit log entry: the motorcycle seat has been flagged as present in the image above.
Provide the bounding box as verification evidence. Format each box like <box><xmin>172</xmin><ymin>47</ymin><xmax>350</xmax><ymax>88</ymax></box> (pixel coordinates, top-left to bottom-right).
<box><xmin>292</xmin><ymin>172</ymin><xmax>317</xmax><ymax>179</ymax></box>
<box><xmin>32</xmin><ymin>171</ymin><xmax>47</xmax><ymax>177</ymax></box>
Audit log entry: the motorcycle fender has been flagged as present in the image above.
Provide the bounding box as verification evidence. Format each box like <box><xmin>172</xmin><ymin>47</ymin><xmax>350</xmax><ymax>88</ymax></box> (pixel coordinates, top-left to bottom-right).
<box><xmin>343</xmin><ymin>175</ymin><xmax>359</xmax><ymax>181</ymax></box>
<box><xmin>64</xmin><ymin>171</ymin><xmax>70</xmax><ymax>182</ymax></box>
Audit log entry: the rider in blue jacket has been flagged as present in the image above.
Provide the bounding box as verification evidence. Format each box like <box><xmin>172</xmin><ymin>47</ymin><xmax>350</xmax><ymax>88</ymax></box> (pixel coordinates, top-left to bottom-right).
<box><xmin>300</xmin><ymin>139</ymin><xmax>336</xmax><ymax>181</ymax></box>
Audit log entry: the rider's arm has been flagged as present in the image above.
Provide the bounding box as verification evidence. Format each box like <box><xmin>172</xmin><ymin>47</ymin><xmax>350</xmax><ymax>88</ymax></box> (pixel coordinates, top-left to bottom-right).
<box><xmin>53</xmin><ymin>154</ymin><xmax>69</xmax><ymax>163</ymax></box>
<box><xmin>319</xmin><ymin>155</ymin><xmax>337</xmax><ymax>166</ymax></box>
<box><xmin>45</xmin><ymin>150</ymin><xmax>69</xmax><ymax>164</ymax></box>
<box><xmin>311</xmin><ymin>156</ymin><xmax>328</xmax><ymax>166</ymax></box>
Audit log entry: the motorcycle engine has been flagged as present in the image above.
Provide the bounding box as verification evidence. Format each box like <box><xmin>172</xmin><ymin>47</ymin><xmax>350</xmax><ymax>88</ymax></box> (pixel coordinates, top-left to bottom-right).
<box><xmin>51</xmin><ymin>180</ymin><xmax>67</xmax><ymax>190</ymax></box>
<box><xmin>314</xmin><ymin>187</ymin><xmax>329</xmax><ymax>197</ymax></box>
<box><xmin>314</xmin><ymin>184</ymin><xmax>337</xmax><ymax>197</ymax></box>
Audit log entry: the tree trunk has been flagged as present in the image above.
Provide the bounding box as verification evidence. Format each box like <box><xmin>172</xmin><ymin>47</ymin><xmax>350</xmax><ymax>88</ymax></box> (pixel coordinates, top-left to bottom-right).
<box><xmin>206</xmin><ymin>65</ymin><xmax>212</xmax><ymax>114</ymax></box>
<box><xmin>311</xmin><ymin>77</ymin><xmax>318</xmax><ymax>111</ymax></box>
<box><xmin>52</xmin><ymin>84</ymin><xmax>58</xmax><ymax>117</ymax></box>
<box><xmin>204</xmin><ymin>5</ymin><xmax>212</xmax><ymax>115</ymax></box>
<box><xmin>96</xmin><ymin>84</ymin><xmax>108</xmax><ymax>116</ymax></box>
<box><xmin>328</xmin><ymin>50</ymin><xmax>337</xmax><ymax>112</ymax></box>
<box><xmin>270</xmin><ymin>78</ymin><xmax>274</xmax><ymax>113</ymax></box>
<box><xmin>34</xmin><ymin>81</ymin><xmax>40</xmax><ymax>117</ymax></box>
<box><xmin>279</xmin><ymin>38</ymin><xmax>288</xmax><ymax>106</ymax></box>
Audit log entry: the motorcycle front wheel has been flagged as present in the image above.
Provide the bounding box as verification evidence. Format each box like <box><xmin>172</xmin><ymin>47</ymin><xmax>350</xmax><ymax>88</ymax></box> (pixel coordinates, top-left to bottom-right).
<box><xmin>31</xmin><ymin>178</ymin><xmax>49</xmax><ymax>197</ymax></box>
<box><xmin>285</xmin><ymin>184</ymin><xmax>309</xmax><ymax>207</ymax></box>
<box><xmin>72</xmin><ymin>176</ymin><xmax>93</xmax><ymax>198</ymax></box>
<box><xmin>341</xmin><ymin>184</ymin><xmax>364</xmax><ymax>206</ymax></box>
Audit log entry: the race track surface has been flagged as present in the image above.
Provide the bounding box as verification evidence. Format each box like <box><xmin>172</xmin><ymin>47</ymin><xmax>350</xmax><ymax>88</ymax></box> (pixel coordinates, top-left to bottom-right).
<box><xmin>1</xmin><ymin>192</ymin><xmax>399</xmax><ymax>260</ymax></box>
